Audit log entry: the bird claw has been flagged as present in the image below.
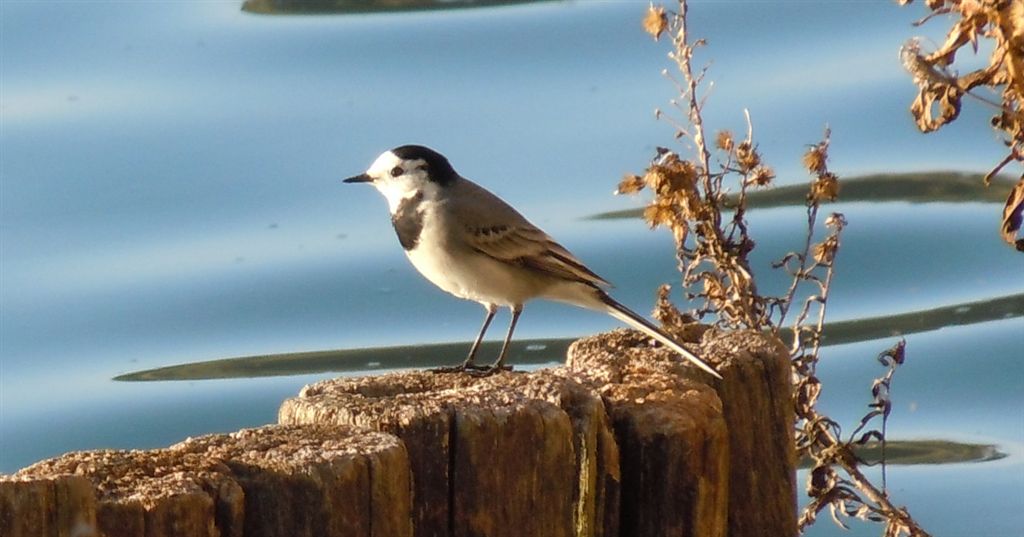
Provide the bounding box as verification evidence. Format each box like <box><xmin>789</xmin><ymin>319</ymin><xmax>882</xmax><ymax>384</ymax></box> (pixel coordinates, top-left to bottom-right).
<box><xmin>464</xmin><ymin>363</ymin><xmax>513</xmax><ymax>377</ymax></box>
<box><xmin>430</xmin><ymin>364</ymin><xmax>469</xmax><ymax>374</ymax></box>
<box><xmin>430</xmin><ymin>362</ymin><xmax>513</xmax><ymax>376</ymax></box>
<box><xmin>431</xmin><ymin>362</ymin><xmax>488</xmax><ymax>374</ymax></box>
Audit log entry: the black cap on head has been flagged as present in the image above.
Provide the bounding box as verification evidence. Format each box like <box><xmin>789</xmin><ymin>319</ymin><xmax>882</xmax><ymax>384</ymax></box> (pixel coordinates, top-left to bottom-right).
<box><xmin>392</xmin><ymin>145</ymin><xmax>458</xmax><ymax>186</ymax></box>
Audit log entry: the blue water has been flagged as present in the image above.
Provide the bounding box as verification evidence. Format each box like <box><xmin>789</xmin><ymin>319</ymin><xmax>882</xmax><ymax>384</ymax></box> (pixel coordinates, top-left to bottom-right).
<box><xmin>2</xmin><ymin>1</ymin><xmax>1022</xmax><ymax>534</ymax></box>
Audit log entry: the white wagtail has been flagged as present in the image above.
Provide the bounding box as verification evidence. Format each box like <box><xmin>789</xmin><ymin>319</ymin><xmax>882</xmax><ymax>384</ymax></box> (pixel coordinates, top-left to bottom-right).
<box><xmin>343</xmin><ymin>145</ymin><xmax>721</xmax><ymax>378</ymax></box>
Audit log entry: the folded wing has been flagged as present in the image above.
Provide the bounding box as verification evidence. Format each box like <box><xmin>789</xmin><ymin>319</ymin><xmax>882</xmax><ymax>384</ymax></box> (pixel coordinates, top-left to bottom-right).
<box><xmin>451</xmin><ymin>178</ymin><xmax>610</xmax><ymax>289</ymax></box>
<box><xmin>466</xmin><ymin>222</ymin><xmax>610</xmax><ymax>288</ymax></box>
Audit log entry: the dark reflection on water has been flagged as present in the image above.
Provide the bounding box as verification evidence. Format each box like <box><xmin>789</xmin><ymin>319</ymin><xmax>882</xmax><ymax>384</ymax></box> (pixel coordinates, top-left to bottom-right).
<box><xmin>797</xmin><ymin>440</ymin><xmax>1005</xmax><ymax>468</ymax></box>
<box><xmin>808</xmin><ymin>292</ymin><xmax>1023</xmax><ymax>347</ymax></box>
<box><xmin>590</xmin><ymin>172</ymin><xmax>1016</xmax><ymax>220</ymax></box>
<box><xmin>242</xmin><ymin>0</ymin><xmax>551</xmax><ymax>15</ymax></box>
<box><xmin>116</xmin><ymin>293</ymin><xmax>1022</xmax><ymax>381</ymax></box>
<box><xmin>115</xmin><ymin>338</ymin><xmax>567</xmax><ymax>381</ymax></box>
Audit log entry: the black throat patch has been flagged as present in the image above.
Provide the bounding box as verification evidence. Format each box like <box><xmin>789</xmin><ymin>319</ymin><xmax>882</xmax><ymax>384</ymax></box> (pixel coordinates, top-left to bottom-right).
<box><xmin>391</xmin><ymin>191</ymin><xmax>425</xmax><ymax>250</ymax></box>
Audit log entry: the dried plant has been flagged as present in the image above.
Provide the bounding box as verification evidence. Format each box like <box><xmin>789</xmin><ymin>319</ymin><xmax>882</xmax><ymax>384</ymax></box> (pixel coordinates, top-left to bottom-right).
<box><xmin>796</xmin><ymin>341</ymin><xmax>929</xmax><ymax>537</ymax></box>
<box><xmin>781</xmin><ymin>147</ymin><xmax>928</xmax><ymax>535</ymax></box>
<box><xmin>619</xmin><ymin>1</ymin><xmax>768</xmax><ymax>329</ymax></box>
<box><xmin>624</xmin><ymin>2</ymin><xmax>932</xmax><ymax>535</ymax></box>
<box><xmin>897</xmin><ymin>0</ymin><xmax>1024</xmax><ymax>250</ymax></box>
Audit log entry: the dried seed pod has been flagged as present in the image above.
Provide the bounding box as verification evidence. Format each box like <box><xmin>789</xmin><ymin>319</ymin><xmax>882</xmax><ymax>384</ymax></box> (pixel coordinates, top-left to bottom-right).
<box><xmin>716</xmin><ymin>130</ymin><xmax>735</xmax><ymax>151</ymax></box>
<box><xmin>747</xmin><ymin>166</ymin><xmax>775</xmax><ymax>187</ymax></box>
<box><xmin>809</xmin><ymin>173</ymin><xmax>840</xmax><ymax>203</ymax></box>
<box><xmin>642</xmin><ymin>5</ymin><xmax>668</xmax><ymax>40</ymax></box>
<box><xmin>736</xmin><ymin>141</ymin><xmax>761</xmax><ymax>172</ymax></box>
<box><xmin>616</xmin><ymin>174</ymin><xmax>646</xmax><ymax>195</ymax></box>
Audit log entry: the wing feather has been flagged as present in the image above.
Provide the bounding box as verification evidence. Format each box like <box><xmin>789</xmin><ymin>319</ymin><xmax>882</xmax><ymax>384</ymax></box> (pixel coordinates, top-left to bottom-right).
<box><xmin>469</xmin><ymin>224</ymin><xmax>609</xmax><ymax>287</ymax></box>
<box><xmin>449</xmin><ymin>177</ymin><xmax>611</xmax><ymax>288</ymax></box>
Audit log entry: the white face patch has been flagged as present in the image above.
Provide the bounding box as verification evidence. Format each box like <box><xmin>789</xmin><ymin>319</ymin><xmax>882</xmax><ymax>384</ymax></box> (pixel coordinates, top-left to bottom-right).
<box><xmin>364</xmin><ymin>150</ymin><xmax>439</xmax><ymax>214</ymax></box>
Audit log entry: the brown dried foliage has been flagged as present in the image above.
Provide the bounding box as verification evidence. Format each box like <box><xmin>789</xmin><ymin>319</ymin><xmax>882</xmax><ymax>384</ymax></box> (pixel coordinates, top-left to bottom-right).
<box><xmin>634</xmin><ymin>2</ymin><xmax>770</xmax><ymax>328</ymax></box>
<box><xmin>898</xmin><ymin>0</ymin><xmax>1024</xmax><ymax>250</ymax></box>
<box><xmin>641</xmin><ymin>4</ymin><xmax>668</xmax><ymax>41</ymax></box>
<box><xmin>628</xmin><ymin>3</ymin><xmax>932</xmax><ymax>536</ymax></box>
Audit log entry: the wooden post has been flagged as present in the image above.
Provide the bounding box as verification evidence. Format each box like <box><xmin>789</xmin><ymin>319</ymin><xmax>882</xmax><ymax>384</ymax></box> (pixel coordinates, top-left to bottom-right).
<box><xmin>279</xmin><ymin>370</ymin><xmax>620</xmax><ymax>537</ymax></box>
<box><xmin>0</xmin><ymin>474</ymin><xmax>96</xmax><ymax>537</ymax></box>
<box><xmin>702</xmin><ymin>330</ymin><xmax>797</xmax><ymax>537</ymax></box>
<box><xmin>567</xmin><ymin>329</ymin><xmax>730</xmax><ymax>537</ymax></box>
<box><xmin>1</xmin><ymin>329</ymin><xmax>796</xmax><ymax>537</ymax></box>
<box><xmin>5</xmin><ymin>425</ymin><xmax>412</xmax><ymax>537</ymax></box>
<box><xmin>567</xmin><ymin>328</ymin><xmax>796</xmax><ymax>537</ymax></box>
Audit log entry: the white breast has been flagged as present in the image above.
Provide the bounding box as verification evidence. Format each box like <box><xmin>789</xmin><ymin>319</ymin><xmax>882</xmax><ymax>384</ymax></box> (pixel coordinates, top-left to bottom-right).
<box><xmin>405</xmin><ymin>205</ymin><xmax>541</xmax><ymax>307</ymax></box>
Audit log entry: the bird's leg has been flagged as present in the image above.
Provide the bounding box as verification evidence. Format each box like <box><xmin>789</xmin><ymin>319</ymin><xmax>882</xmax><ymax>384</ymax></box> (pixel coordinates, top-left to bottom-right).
<box><xmin>462</xmin><ymin>304</ymin><xmax>498</xmax><ymax>370</ymax></box>
<box><xmin>475</xmin><ymin>304</ymin><xmax>521</xmax><ymax>375</ymax></box>
<box><xmin>432</xmin><ymin>304</ymin><xmax>496</xmax><ymax>373</ymax></box>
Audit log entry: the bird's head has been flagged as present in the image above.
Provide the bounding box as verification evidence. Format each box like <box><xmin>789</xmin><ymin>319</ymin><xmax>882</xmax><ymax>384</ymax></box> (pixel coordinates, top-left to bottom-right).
<box><xmin>344</xmin><ymin>145</ymin><xmax>458</xmax><ymax>212</ymax></box>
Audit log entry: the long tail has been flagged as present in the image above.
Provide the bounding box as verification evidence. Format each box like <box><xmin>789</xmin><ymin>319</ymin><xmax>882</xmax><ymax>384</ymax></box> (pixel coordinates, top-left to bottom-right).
<box><xmin>598</xmin><ymin>292</ymin><xmax>722</xmax><ymax>380</ymax></box>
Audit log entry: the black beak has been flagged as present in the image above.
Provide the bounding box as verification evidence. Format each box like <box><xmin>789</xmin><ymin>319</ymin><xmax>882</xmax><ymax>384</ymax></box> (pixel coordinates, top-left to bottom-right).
<box><xmin>343</xmin><ymin>173</ymin><xmax>373</xmax><ymax>184</ymax></box>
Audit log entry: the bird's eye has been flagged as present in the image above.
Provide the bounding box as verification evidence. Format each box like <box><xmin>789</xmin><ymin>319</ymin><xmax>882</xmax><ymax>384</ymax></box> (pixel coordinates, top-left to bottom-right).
<box><xmin>390</xmin><ymin>166</ymin><xmax>403</xmax><ymax>177</ymax></box>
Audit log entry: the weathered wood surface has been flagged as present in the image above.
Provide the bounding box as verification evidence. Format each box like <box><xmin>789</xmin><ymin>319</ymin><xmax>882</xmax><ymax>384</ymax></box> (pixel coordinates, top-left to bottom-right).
<box><xmin>4</xmin><ymin>425</ymin><xmax>412</xmax><ymax>537</ymax></box>
<box><xmin>567</xmin><ymin>329</ymin><xmax>728</xmax><ymax>537</ymax></box>
<box><xmin>707</xmin><ymin>330</ymin><xmax>798</xmax><ymax>537</ymax></box>
<box><xmin>0</xmin><ymin>474</ymin><xmax>96</xmax><ymax>537</ymax></box>
<box><xmin>280</xmin><ymin>370</ymin><xmax>620</xmax><ymax>537</ymax></box>
<box><xmin>567</xmin><ymin>328</ymin><xmax>796</xmax><ymax>537</ymax></box>
<box><xmin>2</xmin><ymin>329</ymin><xmax>795</xmax><ymax>537</ymax></box>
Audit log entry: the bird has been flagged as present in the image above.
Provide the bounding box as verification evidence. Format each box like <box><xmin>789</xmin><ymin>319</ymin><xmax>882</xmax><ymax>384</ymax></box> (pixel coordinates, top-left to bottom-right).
<box><xmin>343</xmin><ymin>144</ymin><xmax>721</xmax><ymax>379</ymax></box>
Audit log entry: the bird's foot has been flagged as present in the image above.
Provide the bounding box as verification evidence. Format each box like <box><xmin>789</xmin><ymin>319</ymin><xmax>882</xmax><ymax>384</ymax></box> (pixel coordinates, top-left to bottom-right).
<box><xmin>463</xmin><ymin>363</ymin><xmax>513</xmax><ymax>377</ymax></box>
<box><xmin>430</xmin><ymin>362</ymin><xmax>493</xmax><ymax>374</ymax></box>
